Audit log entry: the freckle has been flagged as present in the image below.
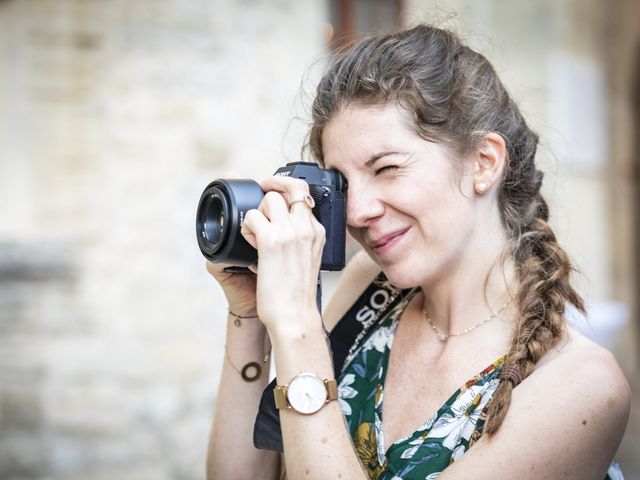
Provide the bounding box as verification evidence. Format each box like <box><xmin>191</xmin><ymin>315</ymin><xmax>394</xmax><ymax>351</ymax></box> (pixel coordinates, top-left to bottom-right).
<box><xmin>582</xmin><ymin>420</ymin><xmax>587</xmax><ymax>426</ymax></box>
<box><xmin>302</xmin><ymin>333</ymin><xmax>306</xmax><ymax>339</ymax></box>
<box><xmin>321</xmin><ymin>436</ymin><xmax>327</xmax><ymax>444</ymax></box>
<box><xmin>607</xmin><ymin>397</ymin><xmax>615</xmax><ymax>408</ymax></box>
<box><xmin>305</xmin><ymin>468</ymin><xmax>310</xmax><ymax>475</ymax></box>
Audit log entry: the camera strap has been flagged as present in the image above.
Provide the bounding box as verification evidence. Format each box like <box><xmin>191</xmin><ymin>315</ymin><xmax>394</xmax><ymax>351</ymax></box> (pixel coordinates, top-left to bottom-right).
<box><xmin>253</xmin><ymin>272</ymin><xmax>411</xmax><ymax>452</ymax></box>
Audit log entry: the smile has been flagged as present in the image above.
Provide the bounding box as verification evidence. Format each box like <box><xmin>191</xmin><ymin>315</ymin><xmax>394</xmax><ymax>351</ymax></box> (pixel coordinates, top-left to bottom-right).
<box><xmin>369</xmin><ymin>228</ymin><xmax>410</xmax><ymax>255</ymax></box>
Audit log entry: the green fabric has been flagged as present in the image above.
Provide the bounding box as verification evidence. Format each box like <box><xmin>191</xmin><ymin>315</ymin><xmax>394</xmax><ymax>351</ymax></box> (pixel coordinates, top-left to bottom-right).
<box><xmin>337</xmin><ymin>290</ymin><xmax>623</xmax><ymax>480</ymax></box>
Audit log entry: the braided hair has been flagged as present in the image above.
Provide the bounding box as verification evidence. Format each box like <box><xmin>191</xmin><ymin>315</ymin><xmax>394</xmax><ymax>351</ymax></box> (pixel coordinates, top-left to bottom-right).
<box><xmin>306</xmin><ymin>25</ymin><xmax>585</xmax><ymax>436</ymax></box>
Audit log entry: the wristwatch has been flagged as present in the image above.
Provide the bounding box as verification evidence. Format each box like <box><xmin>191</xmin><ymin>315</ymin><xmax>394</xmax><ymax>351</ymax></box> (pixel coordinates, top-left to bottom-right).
<box><xmin>274</xmin><ymin>372</ymin><xmax>338</xmax><ymax>415</ymax></box>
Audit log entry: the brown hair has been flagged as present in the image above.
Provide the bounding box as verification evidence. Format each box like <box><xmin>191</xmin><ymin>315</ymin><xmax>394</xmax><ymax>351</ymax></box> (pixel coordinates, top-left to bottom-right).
<box><xmin>307</xmin><ymin>25</ymin><xmax>585</xmax><ymax>435</ymax></box>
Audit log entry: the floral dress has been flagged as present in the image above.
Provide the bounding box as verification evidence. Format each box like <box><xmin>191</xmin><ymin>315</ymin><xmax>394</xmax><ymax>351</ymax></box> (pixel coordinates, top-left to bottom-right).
<box><xmin>337</xmin><ymin>290</ymin><xmax>624</xmax><ymax>480</ymax></box>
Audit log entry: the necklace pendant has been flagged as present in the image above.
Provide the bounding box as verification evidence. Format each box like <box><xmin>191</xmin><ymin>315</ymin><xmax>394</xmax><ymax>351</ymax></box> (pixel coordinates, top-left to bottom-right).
<box><xmin>437</xmin><ymin>332</ymin><xmax>448</xmax><ymax>341</ymax></box>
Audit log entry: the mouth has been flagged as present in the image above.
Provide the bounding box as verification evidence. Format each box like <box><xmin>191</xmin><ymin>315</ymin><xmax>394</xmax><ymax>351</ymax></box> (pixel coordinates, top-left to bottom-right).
<box><xmin>368</xmin><ymin>227</ymin><xmax>410</xmax><ymax>255</ymax></box>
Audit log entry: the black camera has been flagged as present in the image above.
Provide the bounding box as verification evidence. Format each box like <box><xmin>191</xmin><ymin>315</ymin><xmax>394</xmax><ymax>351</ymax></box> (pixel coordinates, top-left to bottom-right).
<box><xmin>196</xmin><ymin>162</ymin><xmax>347</xmax><ymax>271</ymax></box>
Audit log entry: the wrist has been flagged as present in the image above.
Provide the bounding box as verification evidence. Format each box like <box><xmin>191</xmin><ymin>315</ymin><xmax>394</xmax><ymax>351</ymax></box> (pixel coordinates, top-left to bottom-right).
<box><xmin>224</xmin><ymin>309</ymin><xmax>265</xmax><ymax>343</ymax></box>
<box><xmin>269</xmin><ymin>322</ymin><xmax>332</xmax><ymax>376</ymax></box>
<box><xmin>265</xmin><ymin>309</ymin><xmax>324</xmax><ymax>343</ymax></box>
<box><xmin>227</xmin><ymin>309</ymin><xmax>260</xmax><ymax>327</ymax></box>
<box><xmin>273</xmin><ymin>345</ymin><xmax>334</xmax><ymax>389</ymax></box>
<box><xmin>226</xmin><ymin>305</ymin><xmax>258</xmax><ymax>317</ymax></box>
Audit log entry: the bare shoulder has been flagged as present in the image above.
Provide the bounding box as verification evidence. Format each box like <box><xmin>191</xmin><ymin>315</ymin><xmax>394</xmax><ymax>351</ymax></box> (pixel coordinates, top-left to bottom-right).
<box><xmin>322</xmin><ymin>249</ymin><xmax>380</xmax><ymax>332</ymax></box>
<box><xmin>441</xmin><ymin>327</ymin><xmax>631</xmax><ymax>480</ymax></box>
<box><xmin>523</xmin><ymin>327</ymin><xmax>631</xmax><ymax>447</ymax></box>
<box><xmin>538</xmin><ymin>327</ymin><xmax>631</xmax><ymax>409</ymax></box>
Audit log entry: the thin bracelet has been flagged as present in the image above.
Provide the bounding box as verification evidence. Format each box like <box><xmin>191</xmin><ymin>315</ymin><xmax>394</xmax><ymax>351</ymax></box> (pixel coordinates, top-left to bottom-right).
<box><xmin>224</xmin><ymin>345</ymin><xmax>270</xmax><ymax>382</ymax></box>
<box><xmin>228</xmin><ymin>310</ymin><xmax>259</xmax><ymax>327</ymax></box>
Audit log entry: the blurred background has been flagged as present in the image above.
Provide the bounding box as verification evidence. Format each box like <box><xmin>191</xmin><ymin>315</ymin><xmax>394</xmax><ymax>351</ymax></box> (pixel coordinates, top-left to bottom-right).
<box><xmin>0</xmin><ymin>0</ymin><xmax>638</xmax><ymax>479</ymax></box>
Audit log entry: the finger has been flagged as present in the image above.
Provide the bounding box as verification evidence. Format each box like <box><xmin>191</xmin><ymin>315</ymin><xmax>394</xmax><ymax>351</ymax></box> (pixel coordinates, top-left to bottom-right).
<box><xmin>259</xmin><ymin>191</ymin><xmax>291</xmax><ymax>224</ymax></box>
<box><xmin>288</xmin><ymin>193</ymin><xmax>316</xmax><ymax>222</ymax></box>
<box><xmin>260</xmin><ymin>177</ymin><xmax>317</xmax><ymax>226</ymax></box>
<box><xmin>240</xmin><ymin>208</ymin><xmax>271</xmax><ymax>248</ymax></box>
<box><xmin>241</xmin><ymin>229</ymin><xmax>258</xmax><ymax>250</ymax></box>
<box><xmin>259</xmin><ymin>176</ymin><xmax>311</xmax><ymax>207</ymax></box>
<box><xmin>206</xmin><ymin>260</ymin><xmax>236</xmax><ymax>281</ymax></box>
<box><xmin>312</xmin><ymin>221</ymin><xmax>326</xmax><ymax>248</ymax></box>
<box><xmin>205</xmin><ymin>260</ymin><xmax>224</xmax><ymax>276</ymax></box>
<box><xmin>247</xmin><ymin>262</ymin><xmax>258</xmax><ymax>274</ymax></box>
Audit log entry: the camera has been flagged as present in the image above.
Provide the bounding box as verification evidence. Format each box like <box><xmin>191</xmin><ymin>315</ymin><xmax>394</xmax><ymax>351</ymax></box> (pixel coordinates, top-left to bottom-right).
<box><xmin>196</xmin><ymin>162</ymin><xmax>347</xmax><ymax>271</ymax></box>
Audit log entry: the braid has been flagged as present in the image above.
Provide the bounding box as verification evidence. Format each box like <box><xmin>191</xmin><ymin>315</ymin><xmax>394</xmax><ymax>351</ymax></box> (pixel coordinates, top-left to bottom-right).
<box><xmin>484</xmin><ymin>167</ymin><xmax>585</xmax><ymax>436</ymax></box>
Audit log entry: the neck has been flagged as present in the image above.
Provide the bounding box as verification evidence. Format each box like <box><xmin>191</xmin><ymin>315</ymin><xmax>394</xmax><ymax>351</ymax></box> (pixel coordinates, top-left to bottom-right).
<box><xmin>419</xmin><ymin>225</ymin><xmax>516</xmax><ymax>338</ymax></box>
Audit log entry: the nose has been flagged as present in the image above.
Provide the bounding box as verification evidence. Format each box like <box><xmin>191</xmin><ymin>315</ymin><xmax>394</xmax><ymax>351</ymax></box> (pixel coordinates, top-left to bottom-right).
<box><xmin>346</xmin><ymin>183</ymin><xmax>385</xmax><ymax>228</ymax></box>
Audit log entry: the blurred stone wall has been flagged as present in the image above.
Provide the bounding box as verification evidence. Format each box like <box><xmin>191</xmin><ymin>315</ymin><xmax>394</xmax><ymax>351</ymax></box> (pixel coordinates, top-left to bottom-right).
<box><xmin>0</xmin><ymin>1</ymin><xmax>327</xmax><ymax>479</ymax></box>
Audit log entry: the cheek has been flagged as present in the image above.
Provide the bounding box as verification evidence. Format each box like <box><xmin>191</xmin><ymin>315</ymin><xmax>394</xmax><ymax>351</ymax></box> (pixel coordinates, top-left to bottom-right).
<box><xmin>346</xmin><ymin>227</ymin><xmax>365</xmax><ymax>246</ymax></box>
<box><xmin>414</xmin><ymin>185</ymin><xmax>475</xmax><ymax>237</ymax></box>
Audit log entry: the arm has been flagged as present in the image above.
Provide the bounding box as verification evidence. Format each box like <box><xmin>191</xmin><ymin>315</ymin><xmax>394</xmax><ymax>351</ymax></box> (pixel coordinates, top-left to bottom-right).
<box><xmin>439</xmin><ymin>341</ymin><xmax>631</xmax><ymax>480</ymax></box>
<box><xmin>205</xmin><ymin>264</ymin><xmax>280</xmax><ymax>480</ymax></box>
<box><xmin>206</xmin><ymin>313</ymin><xmax>280</xmax><ymax>480</ymax></box>
<box><xmin>272</xmin><ymin>314</ymin><xmax>369</xmax><ymax>479</ymax></box>
<box><xmin>240</xmin><ymin>177</ymin><xmax>371</xmax><ymax>479</ymax></box>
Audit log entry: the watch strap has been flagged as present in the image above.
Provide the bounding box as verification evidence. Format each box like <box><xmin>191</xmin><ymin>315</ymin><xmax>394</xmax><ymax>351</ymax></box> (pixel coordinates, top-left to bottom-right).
<box><xmin>325</xmin><ymin>378</ymin><xmax>338</xmax><ymax>401</ymax></box>
<box><xmin>273</xmin><ymin>385</ymin><xmax>288</xmax><ymax>410</ymax></box>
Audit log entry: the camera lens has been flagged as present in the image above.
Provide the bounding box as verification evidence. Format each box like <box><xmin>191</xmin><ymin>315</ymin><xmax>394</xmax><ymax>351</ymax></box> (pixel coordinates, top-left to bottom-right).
<box><xmin>199</xmin><ymin>190</ymin><xmax>228</xmax><ymax>251</ymax></box>
<box><xmin>196</xmin><ymin>179</ymin><xmax>264</xmax><ymax>266</ymax></box>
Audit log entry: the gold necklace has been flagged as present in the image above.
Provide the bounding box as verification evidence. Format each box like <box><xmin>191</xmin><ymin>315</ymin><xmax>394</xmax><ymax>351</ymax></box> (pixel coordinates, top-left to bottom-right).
<box><xmin>422</xmin><ymin>300</ymin><xmax>512</xmax><ymax>341</ymax></box>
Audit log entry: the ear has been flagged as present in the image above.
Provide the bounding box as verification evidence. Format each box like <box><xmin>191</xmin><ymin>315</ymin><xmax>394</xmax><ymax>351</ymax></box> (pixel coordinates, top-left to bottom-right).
<box><xmin>471</xmin><ymin>132</ymin><xmax>507</xmax><ymax>195</ymax></box>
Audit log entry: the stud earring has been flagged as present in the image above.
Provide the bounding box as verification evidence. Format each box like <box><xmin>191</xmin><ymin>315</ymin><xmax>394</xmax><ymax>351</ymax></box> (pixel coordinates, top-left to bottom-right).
<box><xmin>475</xmin><ymin>182</ymin><xmax>488</xmax><ymax>194</ymax></box>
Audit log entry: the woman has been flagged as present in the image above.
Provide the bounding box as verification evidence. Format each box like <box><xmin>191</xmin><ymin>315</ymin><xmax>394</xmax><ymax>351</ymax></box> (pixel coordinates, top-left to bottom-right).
<box><xmin>206</xmin><ymin>25</ymin><xmax>630</xmax><ymax>479</ymax></box>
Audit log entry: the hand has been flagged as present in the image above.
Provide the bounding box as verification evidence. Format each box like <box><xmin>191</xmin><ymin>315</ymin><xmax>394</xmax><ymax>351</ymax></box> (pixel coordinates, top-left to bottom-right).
<box><xmin>205</xmin><ymin>260</ymin><xmax>258</xmax><ymax>317</ymax></box>
<box><xmin>240</xmin><ymin>176</ymin><xmax>326</xmax><ymax>334</ymax></box>
<box><xmin>203</xmin><ymin>170</ymin><xmax>259</xmax><ymax>317</ymax></box>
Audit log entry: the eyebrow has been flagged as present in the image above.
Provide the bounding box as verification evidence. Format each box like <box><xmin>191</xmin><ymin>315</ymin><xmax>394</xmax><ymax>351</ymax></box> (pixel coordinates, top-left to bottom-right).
<box><xmin>365</xmin><ymin>151</ymin><xmax>402</xmax><ymax>168</ymax></box>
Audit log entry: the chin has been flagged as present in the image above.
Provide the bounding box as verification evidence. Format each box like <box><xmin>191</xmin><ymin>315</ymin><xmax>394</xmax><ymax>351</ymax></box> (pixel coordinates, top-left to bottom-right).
<box><xmin>378</xmin><ymin>263</ymin><xmax>423</xmax><ymax>290</ymax></box>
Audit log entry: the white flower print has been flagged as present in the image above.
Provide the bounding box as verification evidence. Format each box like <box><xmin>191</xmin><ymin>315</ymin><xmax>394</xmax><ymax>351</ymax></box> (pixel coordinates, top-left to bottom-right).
<box><xmin>338</xmin><ymin>373</ymin><xmax>358</xmax><ymax>416</ymax></box>
<box><xmin>361</xmin><ymin>323</ymin><xmax>397</xmax><ymax>353</ymax></box>
<box><xmin>374</xmin><ymin>410</ymin><xmax>387</xmax><ymax>465</ymax></box>
<box><xmin>460</xmin><ymin>378</ymin><xmax>499</xmax><ymax>442</ymax></box>
<box><xmin>415</xmin><ymin>411</ymin><xmax>437</xmax><ymax>435</ymax></box>
<box><xmin>607</xmin><ymin>463</ymin><xmax>624</xmax><ymax>480</ymax></box>
<box><xmin>426</xmin><ymin>383</ymin><xmax>491</xmax><ymax>450</ymax></box>
<box><xmin>400</xmin><ymin>445</ymin><xmax>420</xmax><ymax>459</ymax></box>
<box><xmin>451</xmin><ymin>444</ymin><xmax>466</xmax><ymax>462</ymax></box>
<box><xmin>426</xmin><ymin>413</ymin><xmax>464</xmax><ymax>450</ymax></box>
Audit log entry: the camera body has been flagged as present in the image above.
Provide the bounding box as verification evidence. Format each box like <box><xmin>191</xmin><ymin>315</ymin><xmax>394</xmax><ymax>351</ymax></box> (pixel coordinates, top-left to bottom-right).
<box><xmin>196</xmin><ymin>162</ymin><xmax>346</xmax><ymax>271</ymax></box>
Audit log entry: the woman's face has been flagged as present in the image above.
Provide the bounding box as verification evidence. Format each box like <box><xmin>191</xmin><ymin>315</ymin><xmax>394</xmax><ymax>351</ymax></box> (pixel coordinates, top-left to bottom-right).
<box><xmin>322</xmin><ymin>103</ymin><xmax>481</xmax><ymax>288</ymax></box>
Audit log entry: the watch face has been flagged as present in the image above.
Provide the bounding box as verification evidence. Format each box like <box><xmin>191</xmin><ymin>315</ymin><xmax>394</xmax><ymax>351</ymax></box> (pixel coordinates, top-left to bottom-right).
<box><xmin>287</xmin><ymin>373</ymin><xmax>328</xmax><ymax>414</ymax></box>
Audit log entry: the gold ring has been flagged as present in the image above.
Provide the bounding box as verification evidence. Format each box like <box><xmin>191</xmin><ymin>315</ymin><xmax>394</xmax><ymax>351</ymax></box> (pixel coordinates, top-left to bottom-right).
<box><xmin>289</xmin><ymin>194</ymin><xmax>315</xmax><ymax>210</ymax></box>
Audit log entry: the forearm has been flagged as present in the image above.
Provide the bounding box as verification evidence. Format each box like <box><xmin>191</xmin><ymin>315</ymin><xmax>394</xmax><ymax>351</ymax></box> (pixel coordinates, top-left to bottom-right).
<box><xmin>270</xmin><ymin>317</ymin><xmax>367</xmax><ymax>480</ymax></box>
<box><xmin>207</xmin><ymin>314</ymin><xmax>280</xmax><ymax>480</ymax></box>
